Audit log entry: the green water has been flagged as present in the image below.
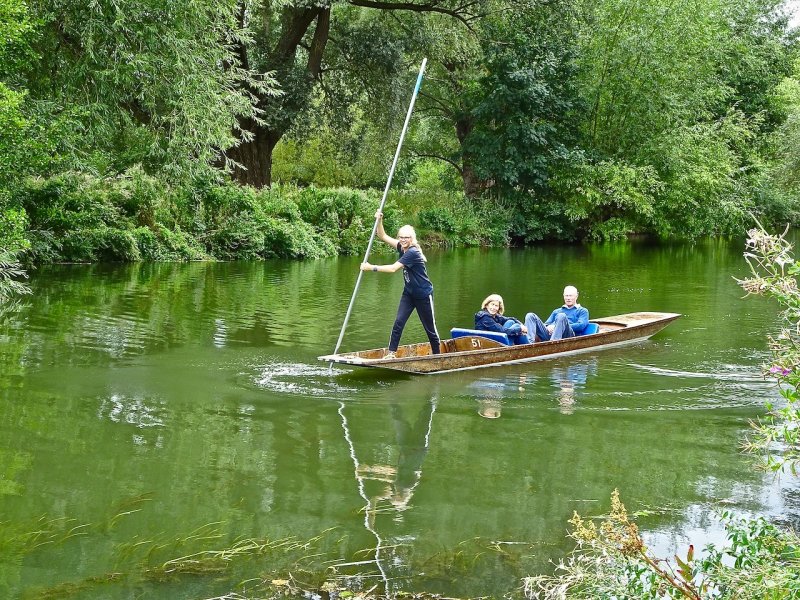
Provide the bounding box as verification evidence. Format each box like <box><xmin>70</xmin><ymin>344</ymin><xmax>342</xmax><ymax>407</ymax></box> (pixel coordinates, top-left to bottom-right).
<box><xmin>0</xmin><ymin>238</ymin><xmax>795</xmax><ymax>598</ymax></box>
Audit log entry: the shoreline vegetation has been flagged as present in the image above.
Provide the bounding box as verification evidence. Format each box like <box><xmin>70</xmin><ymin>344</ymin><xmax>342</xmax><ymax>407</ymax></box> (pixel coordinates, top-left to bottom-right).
<box><xmin>1</xmin><ymin>168</ymin><xmax>797</xmax><ymax>268</ymax></box>
<box><xmin>1</xmin><ymin>171</ymin><xmax>513</xmax><ymax>266</ymax></box>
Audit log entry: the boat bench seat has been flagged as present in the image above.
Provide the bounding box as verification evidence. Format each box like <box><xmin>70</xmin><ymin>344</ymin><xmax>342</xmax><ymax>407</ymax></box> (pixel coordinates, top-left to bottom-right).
<box><xmin>450</xmin><ymin>328</ymin><xmax>512</xmax><ymax>346</ymax></box>
<box><xmin>451</xmin><ymin>322</ymin><xmax>598</xmax><ymax>345</ymax></box>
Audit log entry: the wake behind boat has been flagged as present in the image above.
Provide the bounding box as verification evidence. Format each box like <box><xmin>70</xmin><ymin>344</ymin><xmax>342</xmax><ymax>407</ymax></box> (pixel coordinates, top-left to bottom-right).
<box><xmin>319</xmin><ymin>312</ymin><xmax>681</xmax><ymax>375</ymax></box>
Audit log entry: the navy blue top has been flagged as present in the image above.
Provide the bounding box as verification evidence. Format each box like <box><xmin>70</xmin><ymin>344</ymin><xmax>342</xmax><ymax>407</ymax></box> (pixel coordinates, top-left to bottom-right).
<box><xmin>397</xmin><ymin>244</ymin><xmax>433</xmax><ymax>298</ymax></box>
<box><xmin>474</xmin><ymin>310</ymin><xmax>519</xmax><ymax>332</ymax></box>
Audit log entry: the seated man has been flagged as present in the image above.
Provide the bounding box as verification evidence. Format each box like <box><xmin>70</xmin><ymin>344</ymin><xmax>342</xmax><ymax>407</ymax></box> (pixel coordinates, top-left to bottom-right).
<box><xmin>475</xmin><ymin>293</ymin><xmax>530</xmax><ymax>344</ymax></box>
<box><xmin>525</xmin><ymin>285</ymin><xmax>589</xmax><ymax>342</ymax></box>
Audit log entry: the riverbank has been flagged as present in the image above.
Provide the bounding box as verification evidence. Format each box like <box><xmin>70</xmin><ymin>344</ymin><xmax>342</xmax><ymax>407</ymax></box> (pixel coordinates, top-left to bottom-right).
<box><xmin>4</xmin><ymin>170</ymin><xmax>798</xmax><ymax>267</ymax></box>
<box><xmin>2</xmin><ymin>171</ymin><xmax>510</xmax><ymax>265</ymax></box>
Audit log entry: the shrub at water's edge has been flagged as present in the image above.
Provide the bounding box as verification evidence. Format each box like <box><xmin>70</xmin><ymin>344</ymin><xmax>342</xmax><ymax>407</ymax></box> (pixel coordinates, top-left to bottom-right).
<box><xmin>0</xmin><ymin>203</ymin><xmax>31</xmax><ymax>307</ymax></box>
<box><xmin>525</xmin><ymin>225</ymin><xmax>800</xmax><ymax>599</ymax></box>
<box><xmin>8</xmin><ymin>171</ymin><xmax>511</xmax><ymax>263</ymax></box>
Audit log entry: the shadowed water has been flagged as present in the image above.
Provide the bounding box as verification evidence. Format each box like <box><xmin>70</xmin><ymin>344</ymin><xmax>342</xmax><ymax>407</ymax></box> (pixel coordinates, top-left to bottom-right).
<box><xmin>0</xmin><ymin>237</ymin><xmax>796</xmax><ymax>598</ymax></box>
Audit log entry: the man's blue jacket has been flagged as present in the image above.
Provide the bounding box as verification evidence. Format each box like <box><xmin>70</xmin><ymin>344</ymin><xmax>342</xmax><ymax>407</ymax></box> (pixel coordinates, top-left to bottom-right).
<box><xmin>545</xmin><ymin>304</ymin><xmax>589</xmax><ymax>334</ymax></box>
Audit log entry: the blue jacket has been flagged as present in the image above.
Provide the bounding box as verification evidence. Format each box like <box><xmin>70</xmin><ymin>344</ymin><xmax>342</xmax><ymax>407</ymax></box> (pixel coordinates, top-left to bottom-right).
<box><xmin>545</xmin><ymin>304</ymin><xmax>589</xmax><ymax>334</ymax></box>
<box><xmin>475</xmin><ymin>310</ymin><xmax>522</xmax><ymax>333</ymax></box>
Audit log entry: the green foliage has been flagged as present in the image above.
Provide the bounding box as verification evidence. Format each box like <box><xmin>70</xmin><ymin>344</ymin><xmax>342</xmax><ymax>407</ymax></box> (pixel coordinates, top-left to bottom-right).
<box><xmin>16</xmin><ymin>0</ymin><xmax>276</xmax><ymax>180</ymax></box>
<box><xmin>13</xmin><ymin>174</ymin><xmax>374</xmax><ymax>262</ymax></box>
<box><xmin>0</xmin><ymin>0</ymin><xmax>37</xmax><ymax>187</ymax></box>
<box><xmin>133</xmin><ymin>226</ymin><xmax>206</xmax><ymax>262</ymax></box>
<box><xmin>550</xmin><ymin>159</ymin><xmax>662</xmax><ymax>241</ymax></box>
<box><xmin>415</xmin><ymin>194</ymin><xmax>511</xmax><ymax>246</ymax></box>
<box><xmin>525</xmin><ymin>491</ymin><xmax>800</xmax><ymax>599</ymax></box>
<box><xmin>0</xmin><ymin>205</ymin><xmax>29</xmax><ymax>254</ymax></box>
<box><xmin>701</xmin><ymin>512</ymin><xmax>800</xmax><ymax>596</ymax></box>
<box><xmin>1</xmin><ymin>0</ymin><xmax>799</xmax><ymax>243</ymax></box>
<box><xmin>468</xmin><ymin>1</ymin><xmax>579</xmax><ymax>194</ymax></box>
<box><xmin>0</xmin><ymin>252</ymin><xmax>30</xmax><ymax>305</ymax></box>
<box><xmin>0</xmin><ymin>204</ymin><xmax>31</xmax><ymax>309</ymax></box>
<box><xmin>272</xmin><ymin>122</ymin><xmax>395</xmax><ymax>190</ymax></box>
<box><xmin>17</xmin><ymin>173</ymin><xmax>127</xmax><ymax>234</ymax></box>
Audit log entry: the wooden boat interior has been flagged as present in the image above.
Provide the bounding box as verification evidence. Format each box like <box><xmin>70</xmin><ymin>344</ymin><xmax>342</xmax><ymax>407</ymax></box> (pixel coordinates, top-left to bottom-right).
<box><xmin>333</xmin><ymin>319</ymin><xmax>636</xmax><ymax>362</ymax></box>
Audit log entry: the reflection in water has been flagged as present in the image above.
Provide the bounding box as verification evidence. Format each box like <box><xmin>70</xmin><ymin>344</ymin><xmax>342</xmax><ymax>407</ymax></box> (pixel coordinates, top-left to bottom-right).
<box><xmin>337</xmin><ymin>396</ymin><xmax>437</xmax><ymax>596</ymax></box>
<box><xmin>550</xmin><ymin>359</ymin><xmax>597</xmax><ymax>414</ymax></box>
<box><xmin>465</xmin><ymin>360</ymin><xmax>598</xmax><ymax>417</ymax></box>
<box><xmin>471</xmin><ymin>380</ymin><xmax>506</xmax><ymax>419</ymax></box>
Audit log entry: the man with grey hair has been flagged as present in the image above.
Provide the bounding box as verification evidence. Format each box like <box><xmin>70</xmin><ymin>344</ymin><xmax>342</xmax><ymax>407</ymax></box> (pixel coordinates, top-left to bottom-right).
<box><xmin>524</xmin><ymin>285</ymin><xmax>589</xmax><ymax>342</ymax></box>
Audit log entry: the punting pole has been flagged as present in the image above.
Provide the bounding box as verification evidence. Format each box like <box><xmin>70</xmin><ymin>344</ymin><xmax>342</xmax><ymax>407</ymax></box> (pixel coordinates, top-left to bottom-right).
<box><xmin>329</xmin><ymin>58</ymin><xmax>428</xmax><ymax>371</ymax></box>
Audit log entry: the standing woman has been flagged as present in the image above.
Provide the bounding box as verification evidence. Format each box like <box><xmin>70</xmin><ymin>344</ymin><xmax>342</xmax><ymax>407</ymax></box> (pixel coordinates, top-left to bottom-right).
<box><xmin>361</xmin><ymin>211</ymin><xmax>441</xmax><ymax>358</ymax></box>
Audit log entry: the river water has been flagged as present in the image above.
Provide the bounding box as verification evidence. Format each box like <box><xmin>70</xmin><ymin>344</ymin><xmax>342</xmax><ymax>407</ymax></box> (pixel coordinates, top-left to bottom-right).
<box><xmin>0</xmin><ymin>237</ymin><xmax>797</xmax><ymax>598</ymax></box>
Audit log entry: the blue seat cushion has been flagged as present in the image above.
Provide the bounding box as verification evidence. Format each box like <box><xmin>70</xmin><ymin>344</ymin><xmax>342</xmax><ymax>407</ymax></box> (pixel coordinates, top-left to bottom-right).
<box><xmin>578</xmin><ymin>322</ymin><xmax>599</xmax><ymax>336</ymax></box>
<box><xmin>450</xmin><ymin>328</ymin><xmax>511</xmax><ymax>346</ymax></box>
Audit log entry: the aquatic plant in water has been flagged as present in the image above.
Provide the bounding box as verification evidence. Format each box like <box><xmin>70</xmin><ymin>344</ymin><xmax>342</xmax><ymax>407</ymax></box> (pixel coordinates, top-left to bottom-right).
<box><xmin>523</xmin><ymin>491</ymin><xmax>800</xmax><ymax>599</ymax></box>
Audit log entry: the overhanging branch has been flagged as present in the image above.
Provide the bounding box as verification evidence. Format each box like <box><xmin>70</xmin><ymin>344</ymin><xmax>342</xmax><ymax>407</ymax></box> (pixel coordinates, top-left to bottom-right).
<box><xmin>348</xmin><ymin>0</ymin><xmax>483</xmax><ymax>28</ymax></box>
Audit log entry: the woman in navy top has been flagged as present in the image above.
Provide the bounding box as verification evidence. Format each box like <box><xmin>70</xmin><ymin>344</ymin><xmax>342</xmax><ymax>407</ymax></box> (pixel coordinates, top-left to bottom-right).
<box><xmin>361</xmin><ymin>211</ymin><xmax>440</xmax><ymax>358</ymax></box>
<box><xmin>474</xmin><ymin>293</ymin><xmax>530</xmax><ymax>345</ymax></box>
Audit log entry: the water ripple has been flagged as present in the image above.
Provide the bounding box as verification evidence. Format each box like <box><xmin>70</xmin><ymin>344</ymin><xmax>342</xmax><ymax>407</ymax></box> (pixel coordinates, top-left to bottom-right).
<box><xmin>628</xmin><ymin>363</ymin><xmax>765</xmax><ymax>382</ymax></box>
<box><xmin>254</xmin><ymin>361</ymin><xmax>358</xmax><ymax>397</ymax></box>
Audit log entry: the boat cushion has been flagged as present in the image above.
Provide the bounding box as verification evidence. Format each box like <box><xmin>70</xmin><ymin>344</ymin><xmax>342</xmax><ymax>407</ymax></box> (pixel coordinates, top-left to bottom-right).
<box><xmin>450</xmin><ymin>328</ymin><xmax>512</xmax><ymax>346</ymax></box>
<box><xmin>578</xmin><ymin>322</ymin><xmax>599</xmax><ymax>336</ymax></box>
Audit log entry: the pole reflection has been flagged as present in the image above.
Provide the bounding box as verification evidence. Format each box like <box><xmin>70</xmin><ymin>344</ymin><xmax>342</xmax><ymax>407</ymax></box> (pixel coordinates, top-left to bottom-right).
<box><xmin>336</xmin><ymin>393</ymin><xmax>437</xmax><ymax>597</ymax></box>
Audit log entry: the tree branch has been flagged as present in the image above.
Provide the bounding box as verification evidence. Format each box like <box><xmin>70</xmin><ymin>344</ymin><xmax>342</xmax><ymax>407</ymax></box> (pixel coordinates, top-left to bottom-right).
<box><xmin>411</xmin><ymin>151</ymin><xmax>463</xmax><ymax>174</ymax></box>
<box><xmin>347</xmin><ymin>0</ymin><xmax>483</xmax><ymax>28</ymax></box>
<box><xmin>307</xmin><ymin>8</ymin><xmax>330</xmax><ymax>79</ymax></box>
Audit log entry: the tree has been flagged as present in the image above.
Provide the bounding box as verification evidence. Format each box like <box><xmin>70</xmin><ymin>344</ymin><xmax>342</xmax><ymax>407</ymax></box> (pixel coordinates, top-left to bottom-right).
<box><xmin>223</xmin><ymin>0</ymin><xmax>487</xmax><ymax>188</ymax></box>
<box><xmin>18</xmin><ymin>0</ymin><xmax>274</xmax><ymax>180</ymax></box>
<box><xmin>547</xmin><ymin>0</ymin><xmax>799</xmax><ymax>240</ymax></box>
<box><xmin>0</xmin><ymin>0</ymin><xmax>35</xmax><ymax>190</ymax></box>
<box><xmin>407</xmin><ymin>0</ymin><xmax>580</xmax><ymax>199</ymax></box>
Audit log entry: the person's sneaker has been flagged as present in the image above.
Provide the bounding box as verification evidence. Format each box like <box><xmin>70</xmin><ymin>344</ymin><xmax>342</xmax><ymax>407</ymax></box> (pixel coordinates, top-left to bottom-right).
<box><xmin>384</xmin><ymin>351</ymin><xmax>397</xmax><ymax>359</ymax></box>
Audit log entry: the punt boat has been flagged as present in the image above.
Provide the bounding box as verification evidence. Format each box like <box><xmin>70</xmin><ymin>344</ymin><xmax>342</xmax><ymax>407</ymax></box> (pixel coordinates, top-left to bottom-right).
<box><xmin>319</xmin><ymin>312</ymin><xmax>681</xmax><ymax>375</ymax></box>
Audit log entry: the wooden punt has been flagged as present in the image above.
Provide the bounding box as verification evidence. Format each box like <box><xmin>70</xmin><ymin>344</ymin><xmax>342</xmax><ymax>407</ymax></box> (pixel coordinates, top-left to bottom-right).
<box><xmin>319</xmin><ymin>312</ymin><xmax>681</xmax><ymax>375</ymax></box>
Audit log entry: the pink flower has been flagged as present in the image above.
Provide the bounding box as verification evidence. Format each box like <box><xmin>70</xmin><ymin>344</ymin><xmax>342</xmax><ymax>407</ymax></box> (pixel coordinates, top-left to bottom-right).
<box><xmin>769</xmin><ymin>365</ymin><xmax>791</xmax><ymax>376</ymax></box>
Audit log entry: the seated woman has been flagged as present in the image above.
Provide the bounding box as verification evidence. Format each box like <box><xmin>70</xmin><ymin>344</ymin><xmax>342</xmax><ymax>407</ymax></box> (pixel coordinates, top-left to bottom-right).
<box><xmin>474</xmin><ymin>294</ymin><xmax>530</xmax><ymax>345</ymax></box>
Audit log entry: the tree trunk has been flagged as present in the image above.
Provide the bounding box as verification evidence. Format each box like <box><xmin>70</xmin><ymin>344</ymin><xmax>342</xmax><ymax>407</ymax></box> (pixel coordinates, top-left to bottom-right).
<box><xmin>227</xmin><ymin>118</ymin><xmax>280</xmax><ymax>188</ymax></box>
<box><xmin>455</xmin><ymin>114</ymin><xmax>491</xmax><ymax>198</ymax></box>
<box><xmin>226</xmin><ymin>5</ymin><xmax>330</xmax><ymax>188</ymax></box>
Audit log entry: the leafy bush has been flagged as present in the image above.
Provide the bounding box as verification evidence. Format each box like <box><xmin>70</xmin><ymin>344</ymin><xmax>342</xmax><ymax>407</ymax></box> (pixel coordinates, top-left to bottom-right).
<box><xmin>133</xmin><ymin>226</ymin><xmax>206</xmax><ymax>261</ymax></box>
<box><xmin>16</xmin><ymin>173</ymin><xmax>127</xmax><ymax>233</ymax></box>
<box><xmin>8</xmin><ymin>173</ymin><xmax>512</xmax><ymax>262</ymax></box>
<box><xmin>548</xmin><ymin>159</ymin><xmax>662</xmax><ymax>241</ymax></box>
<box><xmin>524</xmin><ymin>491</ymin><xmax>800</xmax><ymax>599</ymax></box>
<box><xmin>294</xmin><ymin>186</ymin><xmax>378</xmax><ymax>254</ymax></box>
<box><xmin>60</xmin><ymin>227</ymin><xmax>140</xmax><ymax>262</ymax></box>
<box><xmin>0</xmin><ymin>206</ymin><xmax>29</xmax><ymax>255</ymax></box>
<box><xmin>415</xmin><ymin>194</ymin><xmax>511</xmax><ymax>247</ymax></box>
<box><xmin>262</xmin><ymin>217</ymin><xmax>336</xmax><ymax>259</ymax></box>
<box><xmin>205</xmin><ymin>212</ymin><xmax>265</xmax><ymax>260</ymax></box>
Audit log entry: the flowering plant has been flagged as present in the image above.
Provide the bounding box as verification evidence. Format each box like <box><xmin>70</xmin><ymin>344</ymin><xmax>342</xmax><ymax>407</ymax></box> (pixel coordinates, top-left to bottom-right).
<box><xmin>736</xmin><ymin>223</ymin><xmax>800</xmax><ymax>475</ymax></box>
